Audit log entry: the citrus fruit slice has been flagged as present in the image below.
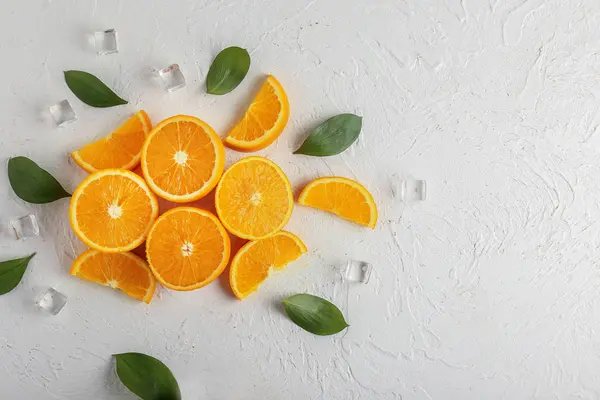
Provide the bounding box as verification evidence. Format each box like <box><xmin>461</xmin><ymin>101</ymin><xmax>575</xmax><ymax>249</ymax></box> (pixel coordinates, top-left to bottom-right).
<box><xmin>230</xmin><ymin>231</ymin><xmax>307</xmax><ymax>299</ymax></box>
<box><xmin>298</xmin><ymin>177</ymin><xmax>378</xmax><ymax>228</ymax></box>
<box><xmin>70</xmin><ymin>249</ymin><xmax>156</xmax><ymax>303</ymax></box>
<box><xmin>146</xmin><ymin>207</ymin><xmax>231</xmax><ymax>291</ymax></box>
<box><xmin>71</xmin><ymin>111</ymin><xmax>152</xmax><ymax>173</ymax></box>
<box><xmin>224</xmin><ymin>75</ymin><xmax>290</xmax><ymax>152</ymax></box>
<box><xmin>70</xmin><ymin>169</ymin><xmax>159</xmax><ymax>252</ymax></box>
<box><xmin>215</xmin><ymin>156</ymin><xmax>294</xmax><ymax>240</ymax></box>
<box><xmin>141</xmin><ymin>115</ymin><xmax>225</xmax><ymax>202</ymax></box>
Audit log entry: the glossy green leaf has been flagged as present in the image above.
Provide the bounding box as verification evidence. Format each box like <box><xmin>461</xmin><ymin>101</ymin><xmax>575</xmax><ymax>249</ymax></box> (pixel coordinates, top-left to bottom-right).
<box><xmin>0</xmin><ymin>253</ymin><xmax>36</xmax><ymax>295</ymax></box>
<box><xmin>114</xmin><ymin>353</ymin><xmax>181</xmax><ymax>400</ymax></box>
<box><xmin>8</xmin><ymin>157</ymin><xmax>71</xmax><ymax>204</ymax></box>
<box><xmin>294</xmin><ymin>114</ymin><xmax>363</xmax><ymax>156</ymax></box>
<box><xmin>282</xmin><ymin>294</ymin><xmax>349</xmax><ymax>336</ymax></box>
<box><xmin>64</xmin><ymin>70</ymin><xmax>127</xmax><ymax>108</ymax></box>
<box><xmin>206</xmin><ymin>46</ymin><xmax>251</xmax><ymax>95</ymax></box>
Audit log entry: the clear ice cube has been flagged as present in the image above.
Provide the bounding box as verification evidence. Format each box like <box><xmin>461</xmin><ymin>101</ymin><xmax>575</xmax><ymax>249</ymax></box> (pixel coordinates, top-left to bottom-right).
<box><xmin>94</xmin><ymin>29</ymin><xmax>118</xmax><ymax>55</ymax></box>
<box><xmin>344</xmin><ymin>260</ymin><xmax>372</xmax><ymax>283</ymax></box>
<box><xmin>36</xmin><ymin>288</ymin><xmax>67</xmax><ymax>315</ymax></box>
<box><xmin>49</xmin><ymin>100</ymin><xmax>77</xmax><ymax>127</ymax></box>
<box><xmin>11</xmin><ymin>214</ymin><xmax>40</xmax><ymax>240</ymax></box>
<box><xmin>158</xmin><ymin>64</ymin><xmax>186</xmax><ymax>92</ymax></box>
<box><xmin>393</xmin><ymin>177</ymin><xmax>427</xmax><ymax>202</ymax></box>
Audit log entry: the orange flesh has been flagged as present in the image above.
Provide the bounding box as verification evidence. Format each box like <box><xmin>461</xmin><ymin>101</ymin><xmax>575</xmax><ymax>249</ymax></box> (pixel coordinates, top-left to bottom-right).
<box><xmin>71</xmin><ymin>250</ymin><xmax>155</xmax><ymax>303</ymax></box>
<box><xmin>142</xmin><ymin>116</ymin><xmax>224</xmax><ymax>201</ymax></box>
<box><xmin>70</xmin><ymin>170</ymin><xmax>158</xmax><ymax>252</ymax></box>
<box><xmin>72</xmin><ymin>111</ymin><xmax>151</xmax><ymax>172</ymax></box>
<box><xmin>230</xmin><ymin>231</ymin><xmax>307</xmax><ymax>299</ymax></box>
<box><xmin>215</xmin><ymin>157</ymin><xmax>293</xmax><ymax>239</ymax></box>
<box><xmin>226</xmin><ymin>76</ymin><xmax>288</xmax><ymax>145</ymax></box>
<box><xmin>146</xmin><ymin>207</ymin><xmax>230</xmax><ymax>290</ymax></box>
<box><xmin>298</xmin><ymin>177</ymin><xmax>377</xmax><ymax>228</ymax></box>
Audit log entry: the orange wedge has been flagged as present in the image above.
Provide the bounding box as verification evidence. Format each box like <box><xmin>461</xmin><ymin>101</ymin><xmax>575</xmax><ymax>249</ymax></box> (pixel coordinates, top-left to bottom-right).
<box><xmin>141</xmin><ymin>115</ymin><xmax>225</xmax><ymax>203</ymax></box>
<box><xmin>298</xmin><ymin>177</ymin><xmax>378</xmax><ymax>228</ymax></box>
<box><xmin>224</xmin><ymin>75</ymin><xmax>290</xmax><ymax>152</ymax></box>
<box><xmin>230</xmin><ymin>231</ymin><xmax>307</xmax><ymax>299</ymax></box>
<box><xmin>71</xmin><ymin>249</ymin><xmax>156</xmax><ymax>303</ymax></box>
<box><xmin>215</xmin><ymin>156</ymin><xmax>294</xmax><ymax>240</ymax></box>
<box><xmin>146</xmin><ymin>207</ymin><xmax>230</xmax><ymax>291</ymax></box>
<box><xmin>70</xmin><ymin>169</ymin><xmax>159</xmax><ymax>252</ymax></box>
<box><xmin>71</xmin><ymin>111</ymin><xmax>152</xmax><ymax>173</ymax></box>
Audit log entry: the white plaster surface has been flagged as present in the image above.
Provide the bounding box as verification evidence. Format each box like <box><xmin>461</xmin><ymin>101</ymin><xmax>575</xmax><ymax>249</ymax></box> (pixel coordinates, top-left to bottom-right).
<box><xmin>1</xmin><ymin>0</ymin><xmax>599</xmax><ymax>398</ymax></box>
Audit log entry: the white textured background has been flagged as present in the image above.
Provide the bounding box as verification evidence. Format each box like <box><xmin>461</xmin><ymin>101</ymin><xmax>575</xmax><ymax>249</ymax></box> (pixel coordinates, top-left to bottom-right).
<box><xmin>1</xmin><ymin>0</ymin><xmax>599</xmax><ymax>399</ymax></box>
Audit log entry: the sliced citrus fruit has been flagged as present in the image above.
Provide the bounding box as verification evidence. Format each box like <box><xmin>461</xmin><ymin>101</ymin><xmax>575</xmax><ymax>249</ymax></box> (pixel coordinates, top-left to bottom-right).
<box><xmin>141</xmin><ymin>115</ymin><xmax>225</xmax><ymax>203</ymax></box>
<box><xmin>146</xmin><ymin>207</ymin><xmax>231</xmax><ymax>291</ymax></box>
<box><xmin>224</xmin><ymin>75</ymin><xmax>290</xmax><ymax>152</ymax></box>
<box><xmin>230</xmin><ymin>231</ymin><xmax>307</xmax><ymax>299</ymax></box>
<box><xmin>71</xmin><ymin>111</ymin><xmax>152</xmax><ymax>173</ymax></box>
<box><xmin>70</xmin><ymin>169</ymin><xmax>159</xmax><ymax>252</ymax></box>
<box><xmin>71</xmin><ymin>249</ymin><xmax>156</xmax><ymax>303</ymax></box>
<box><xmin>298</xmin><ymin>177</ymin><xmax>378</xmax><ymax>228</ymax></box>
<box><xmin>215</xmin><ymin>156</ymin><xmax>294</xmax><ymax>240</ymax></box>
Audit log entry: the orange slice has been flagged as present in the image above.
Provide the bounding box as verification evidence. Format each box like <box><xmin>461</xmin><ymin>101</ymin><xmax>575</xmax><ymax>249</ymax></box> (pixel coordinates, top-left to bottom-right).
<box><xmin>298</xmin><ymin>177</ymin><xmax>378</xmax><ymax>228</ymax></box>
<box><xmin>215</xmin><ymin>156</ymin><xmax>293</xmax><ymax>240</ymax></box>
<box><xmin>70</xmin><ymin>169</ymin><xmax>159</xmax><ymax>252</ymax></box>
<box><xmin>141</xmin><ymin>115</ymin><xmax>225</xmax><ymax>202</ymax></box>
<box><xmin>71</xmin><ymin>111</ymin><xmax>152</xmax><ymax>173</ymax></box>
<box><xmin>146</xmin><ymin>207</ymin><xmax>231</xmax><ymax>291</ymax></box>
<box><xmin>70</xmin><ymin>249</ymin><xmax>156</xmax><ymax>303</ymax></box>
<box><xmin>230</xmin><ymin>231</ymin><xmax>307</xmax><ymax>299</ymax></box>
<box><xmin>224</xmin><ymin>75</ymin><xmax>290</xmax><ymax>152</ymax></box>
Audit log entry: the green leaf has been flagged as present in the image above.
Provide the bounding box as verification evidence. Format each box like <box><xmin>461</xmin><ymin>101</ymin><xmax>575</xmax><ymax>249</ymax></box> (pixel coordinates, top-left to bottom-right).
<box><xmin>0</xmin><ymin>253</ymin><xmax>36</xmax><ymax>295</ymax></box>
<box><xmin>294</xmin><ymin>114</ymin><xmax>363</xmax><ymax>156</ymax></box>
<box><xmin>8</xmin><ymin>157</ymin><xmax>71</xmax><ymax>204</ymax></box>
<box><xmin>114</xmin><ymin>353</ymin><xmax>181</xmax><ymax>400</ymax></box>
<box><xmin>206</xmin><ymin>46</ymin><xmax>251</xmax><ymax>95</ymax></box>
<box><xmin>282</xmin><ymin>294</ymin><xmax>349</xmax><ymax>336</ymax></box>
<box><xmin>64</xmin><ymin>70</ymin><xmax>127</xmax><ymax>108</ymax></box>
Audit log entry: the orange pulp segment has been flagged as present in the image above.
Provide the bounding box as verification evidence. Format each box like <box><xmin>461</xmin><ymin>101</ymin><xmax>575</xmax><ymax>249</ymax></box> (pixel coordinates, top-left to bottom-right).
<box><xmin>230</xmin><ymin>231</ymin><xmax>307</xmax><ymax>299</ymax></box>
<box><xmin>298</xmin><ymin>177</ymin><xmax>378</xmax><ymax>228</ymax></box>
<box><xmin>145</xmin><ymin>207</ymin><xmax>231</xmax><ymax>291</ymax></box>
<box><xmin>224</xmin><ymin>75</ymin><xmax>290</xmax><ymax>152</ymax></box>
<box><xmin>215</xmin><ymin>156</ymin><xmax>294</xmax><ymax>240</ymax></box>
<box><xmin>71</xmin><ymin>111</ymin><xmax>152</xmax><ymax>173</ymax></box>
<box><xmin>141</xmin><ymin>115</ymin><xmax>225</xmax><ymax>202</ymax></box>
<box><xmin>71</xmin><ymin>249</ymin><xmax>156</xmax><ymax>303</ymax></box>
<box><xmin>70</xmin><ymin>169</ymin><xmax>159</xmax><ymax>252</ymax></box>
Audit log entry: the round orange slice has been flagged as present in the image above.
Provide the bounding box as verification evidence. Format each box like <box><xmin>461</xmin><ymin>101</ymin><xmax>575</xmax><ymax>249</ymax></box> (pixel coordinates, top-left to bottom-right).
<box><xmin>145</xmin><ymin>207</ymin><xmax>231</xmax><ymax>291</ymax></box>
<box><xmin>70</xmin><ymin>169</ymin><xmax>159</xmax><ymax>252</ymax></box>
<box><xmin>230</xmin><ymin>231</ymin><xmax>307</xmax><ymax>299</ymax></box>
<box><xmin>224</xmin><ymin>75</ymin><xmax>290</xmax><ymax>152</ymax></box>
<box><xmin>215</xmin><ymin>156</ymin><xmax>294</xmax><ymax>240</ymax></box>
<box><xmin>70</xmin><ymin>249</ymin><xmax>156</xmax><ymax>303</ymax></box>
<box><xmin>141</xmin><ymin>115</ymin><xmax>225</xmax><ymax>202</ymax></box>
<box><xmin>72</xmin><ymin>110</ymin><xmax>152</xmax><ymax>173</ymax></box>
<box><xmin>298</xmin><ymin>177</ymin><xmax>378</xmax><ymax>228</ymax></box>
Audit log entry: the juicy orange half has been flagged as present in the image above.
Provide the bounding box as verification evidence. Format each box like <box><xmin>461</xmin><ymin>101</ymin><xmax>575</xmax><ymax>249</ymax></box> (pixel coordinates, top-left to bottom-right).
<box><xmin>224</xmin><ymin>75</ymin><xmax>290</xmax><ymax>152</ymax></box>
<box><xmin>298</xmin><ymin>177</ymin><xmax>378</xmax><ymax>228</ymax></box>
<box><xmin>70</xmin><ymin>169</ymin><xmax>159</xmax><ymax>252</ymax></box>
<box><xmin>71</xmin><ymin>249</ymin><xmax>156</xmax><ymax>303</ymax></box>
<box><xmin>230</xmin><ymin>231</ymin><xmax>307</xmax><ymax>299</ymax></box>
<box><xmin>146</xmin><ymin>207</ymin><xmax>231</xmax><ymax>291</ymax></box>
<box><xmin>141</xmin><ymin>115</ymin><xmax>225</xmax><ymax>202</ymax></box>
<box><xmin>72</xmin><ymin>111</ymin><xmax>152</xmax><ymax>173</ymax></box>
<box><xmin>215</xmin><ymin>156</ymin><xmax>294</xmax><ymax>240</ymax></box>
